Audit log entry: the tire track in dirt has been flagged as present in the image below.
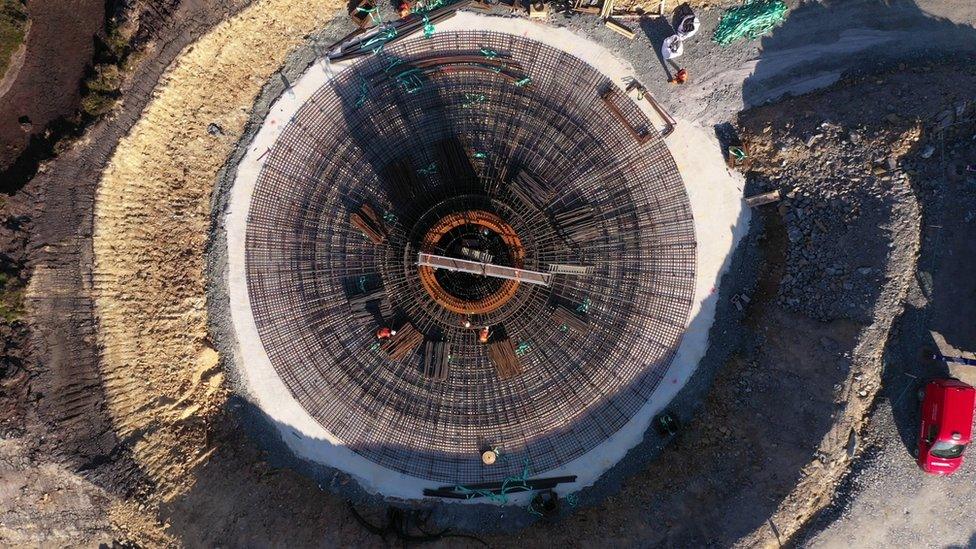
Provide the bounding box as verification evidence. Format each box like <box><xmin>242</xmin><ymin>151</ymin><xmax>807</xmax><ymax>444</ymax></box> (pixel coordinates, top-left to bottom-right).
<box><xmin>90</xmin><ymin>0</ymin><xmax>341</xmax><ymax>507</ymax></box>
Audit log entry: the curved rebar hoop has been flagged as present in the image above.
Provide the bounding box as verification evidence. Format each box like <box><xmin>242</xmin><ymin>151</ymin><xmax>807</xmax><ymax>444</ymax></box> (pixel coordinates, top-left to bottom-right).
<box><xmin>244</xmin><ymin>31</ymin><xmax>696</xmax><ymax>484</ymax></box>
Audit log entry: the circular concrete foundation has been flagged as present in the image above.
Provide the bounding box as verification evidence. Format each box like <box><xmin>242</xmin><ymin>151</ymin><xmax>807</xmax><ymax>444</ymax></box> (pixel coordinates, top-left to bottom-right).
<box><xmin>220</xmin><ymin>13</ymin><xmax>748</xmax><ymax>502</ymax></box>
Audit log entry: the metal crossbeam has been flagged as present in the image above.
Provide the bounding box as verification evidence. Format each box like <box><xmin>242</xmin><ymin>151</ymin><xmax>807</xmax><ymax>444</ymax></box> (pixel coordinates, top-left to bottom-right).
<box><xmin>417</xmin><ymin>252</ymin><xmax>553</xmax><ymax>286</ymax></box>
<box><xmin>548</xmin><ymin>264</ymin><xmax>594</xmax><ymax>276</ymax></box>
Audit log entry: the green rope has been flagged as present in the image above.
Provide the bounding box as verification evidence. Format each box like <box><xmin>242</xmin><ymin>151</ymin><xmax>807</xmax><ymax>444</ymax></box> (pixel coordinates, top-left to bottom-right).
<box><xmin>565</xmin><ymin>493</ymin><xmax>580</xmax><ymax>508</ymax></box>
<box><xmin>383</xmin><ymin>54</ymin><xmax>405</xmax><ymax>73</ymax></box>
<box><xmin>422</xmin><ymin>13</ymin><xmax>435</xmax><ymax>38</ymax></box>
<box><xmin>354</xmin><ymin>78</ymin><xmax>369</xmax><ymax>109</ymax></box>
<box><xmin>395</xmin><ymin>67</ymin><xmax>424</xmax><ymax>94</ymax></box>
<box><xmin>712</xmin><ymin>0</ymin><xmax>788</xmax><ymax>45</ymax></box>
<box><xmin>357</xmin><ymin>275</ymin><xmax>367</xmax><ymax>292</ymax></box>
<box><xmin>514</xmin><ymin>76</ymin><xmax>532</xmax><ymax>87</ymax></box>
<box><xmin>369</xmin><ymin>342</ymin><xmax>381</xmax><ymax>352</ymax></box>
<box><xmin>363</xmin><ymin>25</ymin><xmax>398</xmax><ymax>54</ymax></box>
<box><xmin>382</xmin><ymin>211</ymin><xmax>398</xmax><ymax>224</ymax></box>
<box><xmin>576</xmin><ymin>297</ymin><xmax>590</xmax><ymax>314</ymax></box>
<box><xmin>480</xmin><ymin>47</ymin><xmax>499</xmax><ymax>59</ymax></box>
<box><xmin>354</xmin><ymin>5</ymin><xmax>383</xmax><ymax>26</ymax></box>
<box><xmin>472</xmin><ymin>151</ymin><xmax>488</xmax><ymax>159</ymax></box>
<box><xmin>515</xmin><ymin>341</ymin><xmax>531</xmax><ymax>356</ymax></box>
<box><xmin>462</xmin><ymin>93</ymin><xmax>486</xmax><ymax>108</ymax></box>
<box><xmin>418</xmin><ymin>161</ymin><xmax>437</xmax><ymax>175</ymax></box>
<box><xmin>559</xmin><ymin>324</ymin><xmax>568</xmax><ymax>333</ymax></box>
<box><xmin>729</xmin><ymin>146</ymin><xmax>748</xmax><ymax>159</ymax></box>
<box><xmin>452</xmin><ymin>458</ymin><xmax>534</xmax><ymax>504</ymax></box>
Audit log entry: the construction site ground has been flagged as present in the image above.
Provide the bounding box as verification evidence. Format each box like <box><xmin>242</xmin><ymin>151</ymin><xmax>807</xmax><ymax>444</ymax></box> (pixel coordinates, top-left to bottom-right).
<box><xmin>1</xmin><ymin>0</ymin><xmax>975</xmax><ymax>547</ymax></box>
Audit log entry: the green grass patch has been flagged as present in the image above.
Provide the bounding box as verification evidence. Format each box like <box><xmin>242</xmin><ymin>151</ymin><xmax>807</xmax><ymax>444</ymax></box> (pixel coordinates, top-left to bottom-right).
<box><xmin>0</xmin><ymin>271</ymin><xmax>24</xmax><ymax>323</ymax></box>
<box><xmin>0</xmin><ymin>0</ymin><xmax>28</xmax><ymax>80</ymax></box>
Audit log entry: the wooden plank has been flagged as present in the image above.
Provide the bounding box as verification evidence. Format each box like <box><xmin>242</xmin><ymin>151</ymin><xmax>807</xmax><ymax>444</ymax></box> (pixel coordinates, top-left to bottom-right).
<box><xmin>381</xmin><ymin>322</ymin><xmax>423</xmax><ymax>361</ymax></box>
<box><xmin>529</xmin><ymin>1</ymin><xmax>548</xmax><ymax>18</ymax></box>
<box><xmin>605</xmin><ymin>18</ymin><xmax>636</xmax><ymax>39</ymax></box>
<box><xmin>350</xmin><ymin>204</ymin><xmax>387</xmax><ymax>244</ymax></box>
<box><xmin>487</xmin><ymin>338</ymin><xmax>522</xmax><ymax>380</ymax></box>
<box><xmin>553</xmin><ymin>305</ymin><xmax>588</xmax><ymax>334</ymax></box>
<box><xmin>744</xmin><ymin>189</ymin><xmax>782</xmax><ymax>208</ymax></box>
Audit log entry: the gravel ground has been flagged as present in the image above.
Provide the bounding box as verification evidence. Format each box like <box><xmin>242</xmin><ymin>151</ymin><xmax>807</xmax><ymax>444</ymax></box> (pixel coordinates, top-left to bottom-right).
<box><xmin>798</xmin><ymin>92</ymin><xmax>976</xmax><ymax>549</ymax></box>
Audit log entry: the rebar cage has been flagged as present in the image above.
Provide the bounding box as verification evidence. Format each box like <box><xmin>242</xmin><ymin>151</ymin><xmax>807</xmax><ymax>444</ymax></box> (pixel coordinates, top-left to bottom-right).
<box><xmin>244</xmin><ymin>30</ymin><xmax>696</xmax><ymax>485</ymax></box>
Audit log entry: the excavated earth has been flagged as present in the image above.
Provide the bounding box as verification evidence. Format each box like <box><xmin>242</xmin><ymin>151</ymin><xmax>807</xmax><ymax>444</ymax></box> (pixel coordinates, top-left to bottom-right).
<box><xmin>1</xmin><ymin>0</ymin><xmax>975</xmax><ymax>546</ymax></box>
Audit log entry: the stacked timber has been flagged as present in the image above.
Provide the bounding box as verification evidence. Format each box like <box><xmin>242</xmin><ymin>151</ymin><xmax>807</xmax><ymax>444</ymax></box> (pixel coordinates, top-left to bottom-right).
<box><xmin>381</xmin><ymin>322</ymin><xmax>423</xmax><ymax>361</ymax></box>
<box><xmin>422</xmin><ymin>341</ymin><xmax>451</xmax><ymax>380</ymax></box>
<box><xmin>554</xmin><ymin>206</ymin><xmax>600</xmax><ymax>243</ymax></box>
<box><xmin>348</xmin><ymin>287</ymin><xmax>392</xmax><ymax>321</ymax></box>
<box><xmin>552</xmin><ymin>304</ymin><xmax>588</xmax><ymax>334</ymax></box>
<box><xmin>487</xmin><ymin>338</ymin><xmax>521</xmax><ymax>380</ymax></box>
<box><xmin>509</xmin><ymin>170</ymin><xmax>553</xmax><ymax>210</ymax></box>
<box><xmin>350</xmin><ymin>204</ymin><xmax>387</xmax><ymax>244</ymax></box>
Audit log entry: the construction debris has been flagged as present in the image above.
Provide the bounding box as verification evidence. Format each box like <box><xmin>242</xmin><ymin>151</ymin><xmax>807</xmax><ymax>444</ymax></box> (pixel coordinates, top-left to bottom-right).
<box><xmin>605</xmin><ymin>18</ymin><xmax>636</xmax><ymax>39</ymax></box>
<box><xmin>529</xmin><ymin>1</ymin><xmax>549</xmax><ymax>18</ymax></box>
<box><xmin>744</xmin><ymin>189</ymin><xmax>781</xmax><ymax>208</ymax></box>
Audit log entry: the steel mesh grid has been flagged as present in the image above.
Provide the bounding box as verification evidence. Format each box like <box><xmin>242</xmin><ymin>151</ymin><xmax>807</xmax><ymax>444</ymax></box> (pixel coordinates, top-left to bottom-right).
<box><xmin>242</xmin><ymin>31</ymin><xmax>696</xmax><ymax>484</ymax></box>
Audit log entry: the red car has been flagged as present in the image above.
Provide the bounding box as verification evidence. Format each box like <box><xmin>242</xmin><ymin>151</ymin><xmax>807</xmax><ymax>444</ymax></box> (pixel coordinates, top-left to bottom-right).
<box><xmin>916</xmin><ymin>378</ymin><xmax>976</xmax><ymax>475</ymax></box>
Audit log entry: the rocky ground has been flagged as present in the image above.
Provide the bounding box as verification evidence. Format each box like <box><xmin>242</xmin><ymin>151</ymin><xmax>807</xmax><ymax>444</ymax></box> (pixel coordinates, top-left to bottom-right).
<box><xmin>798</xmin><ymin>80</ymin><xmax>976</xmax><ymax>549</ymax></box>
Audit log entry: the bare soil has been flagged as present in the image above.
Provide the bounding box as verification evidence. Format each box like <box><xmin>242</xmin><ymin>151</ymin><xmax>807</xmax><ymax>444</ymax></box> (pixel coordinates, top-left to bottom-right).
<box><xmin>0</xmin><ymin>0</ymin><xmax>104</xmax><ymax>174</ymax></box>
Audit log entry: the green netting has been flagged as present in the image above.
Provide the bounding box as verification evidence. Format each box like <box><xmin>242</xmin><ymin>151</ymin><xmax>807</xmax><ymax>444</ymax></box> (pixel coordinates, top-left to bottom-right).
<box><xmin>712</xmin><ymin>0</ymin><xmax>788</xmax><ymax>46</ymax></box>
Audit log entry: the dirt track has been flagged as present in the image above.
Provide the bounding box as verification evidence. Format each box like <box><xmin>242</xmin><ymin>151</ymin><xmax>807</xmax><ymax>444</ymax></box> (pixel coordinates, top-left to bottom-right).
<box><xmin>0</xmin><ymin>0</ymin><xmax>103</xmax><ymax>172</ymax></box>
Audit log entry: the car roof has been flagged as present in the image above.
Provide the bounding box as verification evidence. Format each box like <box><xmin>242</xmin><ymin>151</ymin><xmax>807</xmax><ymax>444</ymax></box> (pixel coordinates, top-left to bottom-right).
<box><xmin>937</xmin><ymin>384</ymin><xmax>976</xmax><ymax>441</ymax></box>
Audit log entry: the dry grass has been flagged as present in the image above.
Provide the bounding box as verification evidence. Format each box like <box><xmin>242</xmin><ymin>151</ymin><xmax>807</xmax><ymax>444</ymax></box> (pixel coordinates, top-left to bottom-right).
<box><xmin>92</xmin><ymin>0</ymin><xmax>342</xmax><ymax>504</ymax></box>
<box><xmin>0</xmin><ymin>0</ymin><xmax>28</xmax><ymax>79</ymax></box>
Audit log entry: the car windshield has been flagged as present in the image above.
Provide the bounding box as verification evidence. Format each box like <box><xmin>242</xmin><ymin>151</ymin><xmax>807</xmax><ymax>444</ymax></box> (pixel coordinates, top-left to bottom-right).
<box><xmin>931</xmin><ymin>441</ymin><xmax>967</xmax><ymax>459</ymax></box>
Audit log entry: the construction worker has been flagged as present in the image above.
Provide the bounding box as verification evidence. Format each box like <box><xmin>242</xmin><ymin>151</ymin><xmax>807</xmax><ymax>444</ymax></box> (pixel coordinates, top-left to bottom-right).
<box><xmin>398</xmin><ymin>1</ymin><xmax>412</xmax><ymax>18</ymax></box>
<box><xmin>376</xmin><ymin>327</ymin><xmax>393</xmax><ymax>340</ymax></box>
<box><xmin>673</xmin><ymin>3</ymin><xmax>700</xmax><ymax>40</ymax></box>
<box><xmin>661</xmin><ymin>35</ymin><xmax>687</xmax><ymax>85</ymax></box>
<box><xmin>662</xmin><ymin>3</ymin><xmax>698</xmax><ymax>85</ymax></box>
<box><xmin>478</xmin><ymin>326</ymin><xmax>490</xmax><ymax>344</ymax></box>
